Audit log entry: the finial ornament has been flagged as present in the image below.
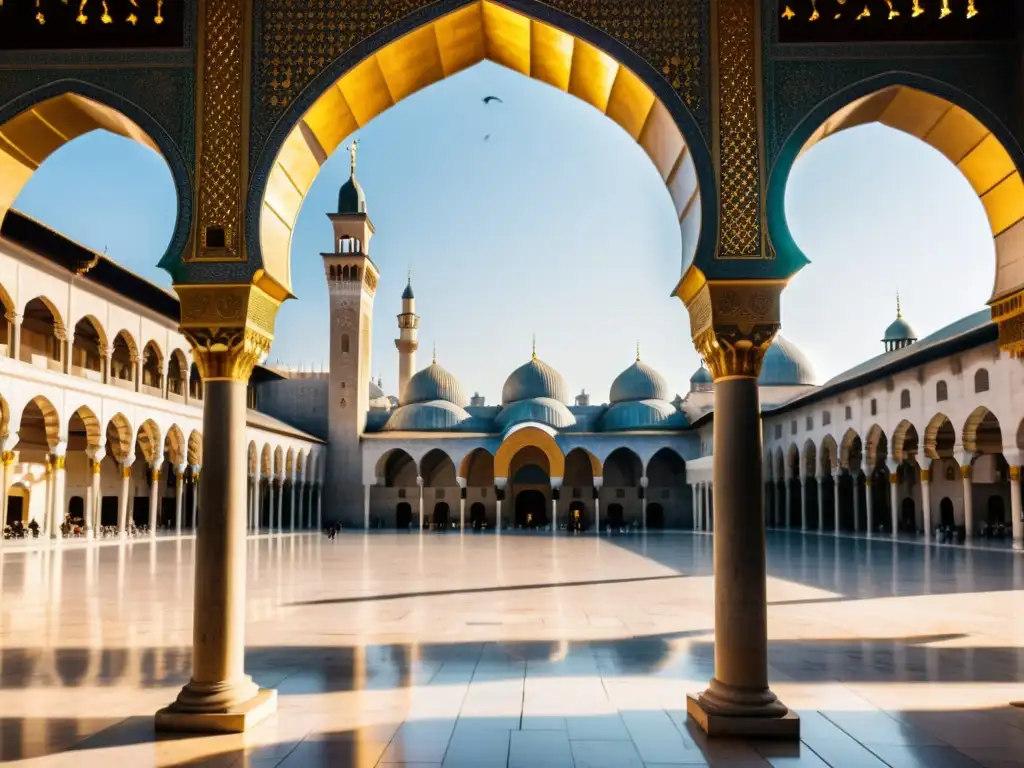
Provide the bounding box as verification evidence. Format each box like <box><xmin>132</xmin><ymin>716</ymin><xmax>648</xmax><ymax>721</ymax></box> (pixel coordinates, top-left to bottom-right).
<box><xmin>636</xmin><ymin>340</ymin><xmax>641</xmax><ymax>362</ymax></box>
<box><xmin>407</xmin><ymin>266</ymin><xmax>412</xmax><ymax>284</ymax></box>
<box><xmin>896</xmin><ymin>290</ymin><xmax>902</xmax><ymax>319</ymax></box>
<box><xmin>346</xmin><ymin>138</ymin><xmax>359</xmax><ymax>176</ymax></box>
<box><xmin>532</xmin><ymin>334</ymin><xmax>537</xmax><ymax>361</ymax></box>
<box><xmin>432</xmin><ymin>343</ymin><xmax>437</xmax><ymax>365</ymax></box>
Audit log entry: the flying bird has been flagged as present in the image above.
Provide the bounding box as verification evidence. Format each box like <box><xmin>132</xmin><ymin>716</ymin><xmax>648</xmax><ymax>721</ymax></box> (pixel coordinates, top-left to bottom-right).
<box><xmin>484</xmin><ymin>134</ymin><xmax>490</xmax><ymax>141</ymax></box>
<box><xmin>482</xmin><ymin>95</ymin><xmax>503</xmax><ymax>104</ymax></box>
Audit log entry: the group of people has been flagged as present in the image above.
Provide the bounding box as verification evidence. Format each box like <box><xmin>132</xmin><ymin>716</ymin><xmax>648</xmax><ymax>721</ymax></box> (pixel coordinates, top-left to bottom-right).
<box><xmin>323</xmin><ymin>522</ymin><xmax>342</xmax><ymax>540</ymax></box>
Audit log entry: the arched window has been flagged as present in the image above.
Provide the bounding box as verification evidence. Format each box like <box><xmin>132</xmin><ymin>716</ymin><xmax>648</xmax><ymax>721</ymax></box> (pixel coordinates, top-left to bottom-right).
<box><xmin>341</xmin><ymin>334</ymin><xmax>350</xmax><ymax>354</ymax></box>
<box><xmin>936</xmin><ymin>380</ymin><xmax>948</xmax><ymax>402</ymax></box>
<box><xmin>974</xmin><ymin>368</ymin><xmax>989</xmax><ymax>393</ymax></box>
<box><xmin>900</xmin><ymin>389</ymin><xmax>910</xmax><ymax>409</ymax></box>
<box><xmin>844</xmin><ymin>405</ymin><xmax>852</xmax><ymax>421</ymax></box>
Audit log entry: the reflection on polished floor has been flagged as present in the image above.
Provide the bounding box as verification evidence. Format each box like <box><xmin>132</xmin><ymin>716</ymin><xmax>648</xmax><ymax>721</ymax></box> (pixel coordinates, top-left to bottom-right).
<box><xmin>2</xmin><ymin>531</ymin><xmax>1024</xmax><ymax>767</ymax></box>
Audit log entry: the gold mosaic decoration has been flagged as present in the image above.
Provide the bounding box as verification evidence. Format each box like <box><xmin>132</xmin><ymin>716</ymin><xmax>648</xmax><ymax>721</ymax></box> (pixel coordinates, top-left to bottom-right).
<box><xmin>195</xmin><ymin>0</ymin><xmax>248</xmax><ymax>261</ymax></box>
<box><xmin>715</xmin><ymin>0</ymin><xmax>762</xmax><ymax>258</ymax></box>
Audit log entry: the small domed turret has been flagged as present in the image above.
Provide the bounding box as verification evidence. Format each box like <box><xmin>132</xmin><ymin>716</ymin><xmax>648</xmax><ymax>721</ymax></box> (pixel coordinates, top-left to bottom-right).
<box><xmin>337</xmin><ymin>140</ymin><xmax>367</xmax><ymax>214</ymax></box>
<box><xmin>689</xmin><ymin>361</ymin><xmax>713</xmax><ymax>393</ymax></box>
<box><xmin>883</xmin><ymin>292</ymin><xmax>917</xmax><ymax>352</ymax></box>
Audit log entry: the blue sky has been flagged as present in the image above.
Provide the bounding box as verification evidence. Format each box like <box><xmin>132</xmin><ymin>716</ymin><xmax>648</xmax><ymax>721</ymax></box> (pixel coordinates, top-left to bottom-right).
<box><xmin>14</xmin><ymin>61</ymin><xmax>994</xmax><ymax>403</ymax></box>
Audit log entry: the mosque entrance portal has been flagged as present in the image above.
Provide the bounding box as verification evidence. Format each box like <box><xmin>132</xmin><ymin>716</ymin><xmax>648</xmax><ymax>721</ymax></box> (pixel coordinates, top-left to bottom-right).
<box><xmin>469</xmin><ymin>502</ymin><xmax>486</xmax><ymax>531</ymax></box>
<box><xmin>515</xmin><ymin>490</ymin><xmax>548</xmax><ymax>529</ymax></box>
<box><xmin>396</xmin><ymin>502</ymin><xmax>412</xmax><ymax>530</ymax></box>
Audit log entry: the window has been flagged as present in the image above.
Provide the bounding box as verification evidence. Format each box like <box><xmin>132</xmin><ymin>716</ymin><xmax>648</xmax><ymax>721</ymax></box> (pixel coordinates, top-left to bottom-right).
<box><xmin>936</xmin><ymin>380</ymin><xmax>948</xmax><ymax>401</ymax></box>
<box><xmin>790</xmin><ymin>420</ymin><xmax>797</xmax><ymax>435</ymax></box>
<box><xmin>974</xmin><ymin>368</ymin><xmax>989</xmax><ymax>393</ymax></box>
<box><xmin>900</xmin><ymin>389</ymin><xmax>911</xmax><ymax>409</ymax></box>
<box><xmin>341</xmin><ymin>334</ymin><xmax>350</xmax><ymax>354</ymax></box>
<box><xmin>774</xmin><ymin>424</ymin><xmax>782</xmax><ymax>439</ymax></box>
<box><xmin>845</xmin><ymin>405</ymin><xmax>852</xmax><ymax>421</ymax></box>
<box><xmin>870</xmin><ymin>399</ymin><xmax>877</xmax><ymax>416</ymax></box>
<box><xmin>822</xmin><ymin>411</ymin><xmax>831</xmax><ymax>427</ymax></box>
<box><xmin>481</xmin><ymin>487</ymin><xmax>487</xmax><ymax>497</ymax></box>
<box><xmin>398</xmin><ymin>489</ymin><xmax>406</xmax><ymax>499</ymax></box>
<box><xmin>805</xmin><ymin>416</ymin><xmax>813</xmax><ymax>431</ymax></box>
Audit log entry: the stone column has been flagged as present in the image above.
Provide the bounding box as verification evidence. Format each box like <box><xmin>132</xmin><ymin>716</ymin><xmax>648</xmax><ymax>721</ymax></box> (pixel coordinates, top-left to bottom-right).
<box><xmin>155</xmin><ymin>295</ymin><xmax>278</xmax><ymax>731</ymax></box>
<box><xmin>551</xmin><ymin>477</ymin><xmax>562</xmax><ymax>533</ymax></box>
<box><xmin>5</xmin><ymin>310</ymin><xmax>21</xmax><ymax>360</ymax></box>
<box><xmin>148</xmin><ymin>455</ymin><xmax>164</xmax><ymax>537</ymax></box>
<box><xmin>691</xmin><ymin>483</ymin><xmax>699</xmax><ymax>531</ymax></box>
<box><xmin>363</xmin><ymin>482</ymin><xmax>371</xmax><ymax>530</ymax></box>
<box><xmin>495</xmin><ymin>478</ymin><xmax>507</xmax><ymax>533</ymax></box>
<box><xmin>640</xmin><ymin>475</ymin><xmax>649</xmax><ymax>530</ymax></box>
<box><xmin>82</xmin><ymin>447</ymin><xmax>103</xmax><ymax>539</ymax></box>
<box><xmin>49</xmin><ymin>439</ymin><xmax>68</xmax><ymax>540</ymax></box>
<box><xmin>961</xmin><ymin>459</ymin><xmax>975</xmax><ymax>540</ymax></box>
<box><xmin>1009</xmin><ymin>465</ymin><xmax>1023</xmax><ymax>551</ymax></box>
<box><xmin>89</xmin><ymin>449</ymin><xmax>105</xmax><ymax>535</ymax></box>
<box><xmin>416</xmin><ymin>476</ymin><xmax>424</xmax><ymax>534</ymax></box>
<box><xmin>799</xmin><ymin>475</ymin><xmax>808</xmax><ymax>532</ymax></box>
<box><xmin>118</xmin><ymin>456</ymin><xmax>135</xmax><ymax>537</ymax></box>
<box><xmin>41</xmin><ymin>457</ymin><xmax>52</xmax><ymax>538</ymax></box>
<box><xmin>832</xmin><ymin>469</ymin><xmax>841</xmax><ymax>534</ymax></box>
<box><xmin>289</xmin><ymin>474</ymin><xmax>297</xmax><ymax>532</ymax></box>
<box><xmin>253</xmin><ymin>475</ymin><xmax>262</xmax><ymax>534</ymax></box>
<box><xmin>852</xmin><ymin>469</ymin><xmax>861</xmax><ymax>533</ymax></box>
<box><xmin>888</xmin><ymin>467</ymin><xmax>899</xmax><ymax>538</ymax></box>
<box><xmin>594</xmin><ymin>478</ymin><xmax>603</xmax><ymax>534</ymax></box>
<box><xmin>175</xmin><ymin>465</ymin><xmax>186</xmax><ymax>536</ymax></box>
<box><xmin>316</xmin><ymin>481</ymin><xmax>322</xmax><ymax>531</ymax></box>
<box><xmin>683</xmin><ymin>320</ymin><xmax>795</xmax><ymax>737</ymax></box>
<box><xmin>775</xmin><ymin>478</ymin><xmax>785</xmax><ymax>529</ymax></box>
<box><xmin>0</xmin><ymin>435</ymin><xmax>12</xmax><ymax>537</ymax></box>
<box><xmin>456</xmin><ymin>477</ymin><xmax>467</xmax><ymax>531</ymax></box>
<box><xmin>190</xmin><ymin>465</ymin><xmax>202</xmax><ymax>531</ymax></box>
<box><xmin>816</xmin><ymin>473</ymin><xmax>826</xmax><ymax>533</ymax></box>
<box><xmin>864</xmin><ymin>478</ymin><xmax>873</xmax><ymax>538</ymax></box>
<box><xmin>783</xmin><ymin>469</ymin><xmax>792</xmax><ymax>529</ymax></box>
<box><xmin>920</xmin><ymin>460</ymin><xmax>932</xmax><ymax>541</ymax></box>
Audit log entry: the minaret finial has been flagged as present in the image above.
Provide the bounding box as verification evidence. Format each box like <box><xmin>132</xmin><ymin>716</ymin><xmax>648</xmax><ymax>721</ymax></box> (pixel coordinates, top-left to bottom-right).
<box><xmin>636</xmin><ymin>340</ymin><xmax>641</xmax><ymax>362</ymax></box>
<box><xmin>532</xmin><ymin>334</ymin><xmax>537</xmax><ymax>361</ymax></box>
<box><xmin>432</xmin><ymin>343</ymin><xmax>437</xmax><ymax>365</ymax></box>
<box><xmin>346</xmin><ymin>138</ymin><xmax>359</xmax><ymax>176</ymax></box>
<box><xmin>896</xmin><ymin>289</ymin><xmax>902</xmax><ymax>319</ymax></box>
<box><xmin>407</xmin><ymin>265</ymin><xmax>412</xmax><ymax>284</ymax></box>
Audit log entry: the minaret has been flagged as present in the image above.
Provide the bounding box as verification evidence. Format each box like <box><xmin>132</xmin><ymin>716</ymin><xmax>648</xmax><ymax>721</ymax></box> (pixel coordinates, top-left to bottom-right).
<box><xmin>322</xmin><ymin>140</ymin><xmax>379</xmax><ymax>526</ymax></box>
<box><xmin>395</xmin><ymin>269</ymin><xmax>419</xmax><ymax>400</ymax></box>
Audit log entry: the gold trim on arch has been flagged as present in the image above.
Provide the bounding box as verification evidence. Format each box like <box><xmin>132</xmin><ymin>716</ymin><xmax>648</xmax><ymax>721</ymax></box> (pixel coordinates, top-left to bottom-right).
<box><xmin>260</xmin><ymin>0</ymin><xmax>702</xmax><ymax>296</ymax></box>
<box><xmin>799</xmin><ymin>85</ymin><xmax>1024</xmax><ymax>243</ymax></box>
<box><xmin>494</xmin><ymin>426</ymin><xmax>565</xmax><ymax>480</ymax></box>
<box><xmin>566</xmin><ymin>446</ymin><xmax>602</xmax><ymax>479</ymax></box>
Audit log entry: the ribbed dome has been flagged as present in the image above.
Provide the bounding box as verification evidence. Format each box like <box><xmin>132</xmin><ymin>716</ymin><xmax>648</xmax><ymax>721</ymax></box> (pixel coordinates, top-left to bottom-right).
<box><xmin>601</xmin><ymin>399</ymin><xmax>688</xmax><ymax>432</ymax></box>
<box><xmin>610</xmin><ymin>360</ymin><xmax>671</xmax><ymax>403</ymax></box>
<box><xmin>337</xmin><ymin>176</ymin><xmax>366</xmax><ymax>214</ymax></box>
<box><xmin>758</xmin><ymin>336</ymin><xmax>817</xmax><ymax>386</ymax></box>
<box><xmin>495</xmin><ymin>397</ymin><xmax>576</xmax><ymax>431</ymax></box>
<box><xmin>884</xmin><ymin>316</ymin><xmax>917</xmax><ymax>342</ymax></box>
<box><xmin>382</xmin><ymin>401</ymin><xmax>471</xmax><ymax>431</ymax></box>
<box><xmin>401</xmin><ymin>363</ymin><xmax>468</xmax><ymax>407</ymax></box>
<box><xmin>690</xmin><ymin>364</ymin><xmax>713</xmax><ymax>387</ymax></box>
<box><xmin>502</xmin><ymin>357</ymin><xmax>569</xmax><ymax>405</ymax></box>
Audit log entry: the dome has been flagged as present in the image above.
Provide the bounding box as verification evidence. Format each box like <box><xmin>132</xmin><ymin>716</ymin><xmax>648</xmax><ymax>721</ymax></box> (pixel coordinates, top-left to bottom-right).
<box><xmin>883</xmin><ymin>316</ymin><xmax>917</xmax><ymax>342</ymax></box>
<box><xmin>337</xmin><ymin>175</ymin><xmax>367</xmax><ymax>214</ymax></box>
<box><xmin>689</xmin><ymin>363</ymin><xmax>713</xmax><ymax>389</ymax></box>
<box><xmin>402</xmin><ymin>279</ymin><xmax>415</xmax><ymax>300</ymax></box>
<box><xmin>610</xmin><ymin>360</ymin><xmax>671</xmax><ymax>403</ymax></box>
<box><xmin>601</xmin><ymin>399</ymin><xmax>688</xmax><ymax>432</ymax></box>
<box><xmin>401</xmin><ymin>363</ymin><xmax>468</xmax><ymax>407</ymax></box>
<box><xmin>382</xmin><ymin>401</ymin><xmax>471</xmax><ymax>431</ymax></box>
<box><xmin>502</xmin><ymin>357</ymin><xmax>569</xmax><ymax>405</ymax></box>
<box><xmin>495</xmin><ymin>397</ymin><xmax>576</xmax><ymax>431</ymax></box>
<box><xmin>758</xmin><ymin>336</ymin><xmax>817</xmax><ymax>386</ymax></box>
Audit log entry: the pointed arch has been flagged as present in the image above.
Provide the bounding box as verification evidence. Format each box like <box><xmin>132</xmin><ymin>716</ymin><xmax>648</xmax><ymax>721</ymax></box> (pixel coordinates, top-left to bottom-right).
<box><xmin>273</xmin><ymin>445</ymin><xmax>283</xmax><ymax>476</ymax></box>
<box><xmin>376</xmin><ymin>448</ymin><xmax>416</xmax><ymax>486</ymax></box>
<box><xmin>495</xmin><ymin>425</ymin><xmax>565</xmax><ymax>480</ymax></box>
<box><xmin>864</xmin><ymin>424</ymin><xmax>887</xmax><ymax>468</ymax></box>
<box><xmin>459</xmin><ymin>447</ymin><xmax>494</xmax><ymax>486</ymax></box>
<box><xmin>105</xmin><ymin>413</ymin><xmax>134</xmax><ymax>460</ymax></box>
<box><xmin>819</xmin><ymin>433</ymin><xmax>838</xmax><ymax>473</ymax></box>
<box><xmin>141</xmin><ymin>341</ymin><xmax>165</xmax><ymax>389</ymax></box>
<box><xmin>70</xmin><ymin>315</ymin><xmax>108</xmax><ymax>374</ymax></box>
<box><xmin>891</xmin><ymin>419</ymin><xmax>919</xmax><ymax>463</ymax></box>
<box><xmin>135</xmin><ymin>419</ymin><xmax>162</xmax><ymax>464</ymax></box>
<box><xmin>17</xmin><ymin>395</ymin><xmax>62</xmax><ymax>450</ymax></box>
<box><xmin>963</xmin><ymin>406</ymin><xmax>1003</xmax><ymax>454</ymax></box>
<box><xmin>839</xmin><ymin>428</ymin><xmax>861</xmax><ymax>469</ymax></box>
<box><xmin>68</xmin><ymin>405</ymin><xmax>102</xmax><ymax>451</ymax></box>
<box><xmin>802</xmin><ymin>439</ymin><xmax>817</xmax><ymax>478</ymax></box>
<box><xmin>567</xmin><ymin>446</ymin><xmax>602</xmax><ymax>480</ymax></box>
<box><xmin>251</xmin><ymin>0</ymin><xmax>714</xmax><ymax>297</ymax></box>
<box><xmin>248</xmin><ymin>441</ymin><xmax>259</xmax><ymax>476</ymax></box>
<box><xmin>20</xmin><ymin>295</ymin><xmax>65</xmax><ymax>335</ymax></box>
<box><xmin>285</xmin><ymin>446</ymin><xmax>295</xmax><ymax>475</ymax></box>
<box><xmin>296</xmin><ymin>448</ymin><xmax>306</xmax><ymax>478</ymax></box>
<box><xmin>187</xmin><ymin>430</ymin><xmax>202</xmax><ymax>465</ymax></box>
<box><xmin>0</xmin><ymin>393</ymin><xmax>9</xmax><ymax>438</ymax></box>
<box><xmin>260</xmin><ymin>444</ymin><xmax>272</xmax><ymax>476</ymax></box>
<box><xmin>164</xmin><ymin>424</ymin><xmax>186</xmax><ymax>466</ymax></box>
<box><xmin>785</xmin><ymin>442</ymin><xmax>800</xmax><ymax>477</ymax></box>
<box><xmin>420</xmin><ymin>449</ymin><xmax>457</xmax><ymax>487</ymax></box>
<box><xmin>601</xmin><ymin>447</ymin><xmax>642</xmax><ymax>487</ymax></box>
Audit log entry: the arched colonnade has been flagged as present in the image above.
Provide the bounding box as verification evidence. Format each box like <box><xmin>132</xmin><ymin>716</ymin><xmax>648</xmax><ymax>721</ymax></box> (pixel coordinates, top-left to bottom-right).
<box><xmin>364</xmin><ymin>428</ymin><xmax>691</xmax><ymax>533</ymax></box>
<box><xmin>765</xmin><ymin>408</ymin><xmax>1022</xmax><ymax>546</ymax></box>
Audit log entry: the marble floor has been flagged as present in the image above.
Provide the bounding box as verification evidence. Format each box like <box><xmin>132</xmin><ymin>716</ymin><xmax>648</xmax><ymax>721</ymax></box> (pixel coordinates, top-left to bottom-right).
<box><xmin>2</xmin><ymin>531</ymin><xmax>1024</xmax><ymax>767</ymax></box>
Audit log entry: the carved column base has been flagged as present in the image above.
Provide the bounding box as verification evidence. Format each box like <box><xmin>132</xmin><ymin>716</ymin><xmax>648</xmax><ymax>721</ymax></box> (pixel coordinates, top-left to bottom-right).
<box><xmin>156</xmin><ymin>683</ymin><xmax>276</xmax><ymax>734</ymax></box>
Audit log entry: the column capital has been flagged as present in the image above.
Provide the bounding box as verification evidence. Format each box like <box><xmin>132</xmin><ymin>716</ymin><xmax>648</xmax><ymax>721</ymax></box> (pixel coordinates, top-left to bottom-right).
<box><xmin>85</xmin><ymin>445</ymin><xmax>105</xmax><ymax>462</ymax></box>
<box><xmin>921</xmin><ymin>468</ymin><xmax>931</xmax><ymax>483</ymax></box>
<box><xmin>888</xmin><ymin>472</ymin><xmax>898</xmax><ymax>483</ymax></box>
<box><xmin>177</xmin><ymin>284</ymin><xmax>281</xmax><ymax>382</ymax></box>
<box><xmin>0</xmin><ymin>432</ymin><xmax>11</xmax><ymax>453</ymax></box>
<box><xmin>176</xmin><ymin>463</ymin><xmax>188</xmax><ymax>477</ymax></box>
<box><xmin>455</xmin><ymin>476</ymin><xmax>467</xmax><ymax>489</ymax></box>
<box><xmin>961</xmin><ymin>464</ymin><xmax>972</xmax><ymax>480</ymax></box>
<box><xmin>550</xmin><ymin>477</ymin><xmax>563</xmax><ymax>490</ymax></box>
<box><xmin>494</xmin><ymin>477</ymin><xmax>508</xmax><ymax>491</ymax></box>
<box><xmin>885</xmin><ymin>458</ymin><xmax>899</xmax><ymax>474</ymax></box>
<box><xmin>815</xmin><ymin>472</ymin><xmax>827</xmax><ymax>483</ymax></box>
<box><xmin>1003</xmin><ymin>449</ymin><xmax>1023</xmax><ymax>467</ymax></box>
<box><xmin>593</xmin><ymin>477</ymin><xmax>604</xmax><ymax>489</ymax></box>
<box><xmin>51</xmin><ymin>437</ymin><xmax>69</xmax><ymax>457</ymax></box>
<box><xmin>4</xmin><ymin>309</ymin><xmax>20</xmax><ymax>323</ymax></box>
<box><xmin>864</xmin><ymin>478</ymin><xmax>872</xmax><ymax>488</ymax></box>
<box><xmin>122</xmin><ymin>454</ymin><xmax>136</xmax><ymax>468</ymax></box>
<box><xmin>677</xmin><ymin>273</ymin><xmax>784</xmax><ymax>380</ymax></box>
<box><xmin>1010</xmin><ymin>466</ymin><xmax>1021</xmax><ymax>482</ymax></box>
<box><xmin>151</xmin><ymin>453</ymin><xmax>165</xmax><ymax>469</ymax></box>
<box><xmin>639</xmin><ymin>476</ymin><xmax>649</xmax><ymax>489</ymax></box>
<box><xmin>415</xmin><ymin>475</ymin><xmax>424</xmax><ymax>487</ymax></box>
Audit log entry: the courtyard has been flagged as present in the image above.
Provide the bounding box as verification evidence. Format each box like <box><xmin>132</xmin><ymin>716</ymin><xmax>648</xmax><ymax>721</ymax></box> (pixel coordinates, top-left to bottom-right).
<box><xmin>0</xmin><ymin>531</ymin><xmax>1022</xmax><ymax>766</ymax></box>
